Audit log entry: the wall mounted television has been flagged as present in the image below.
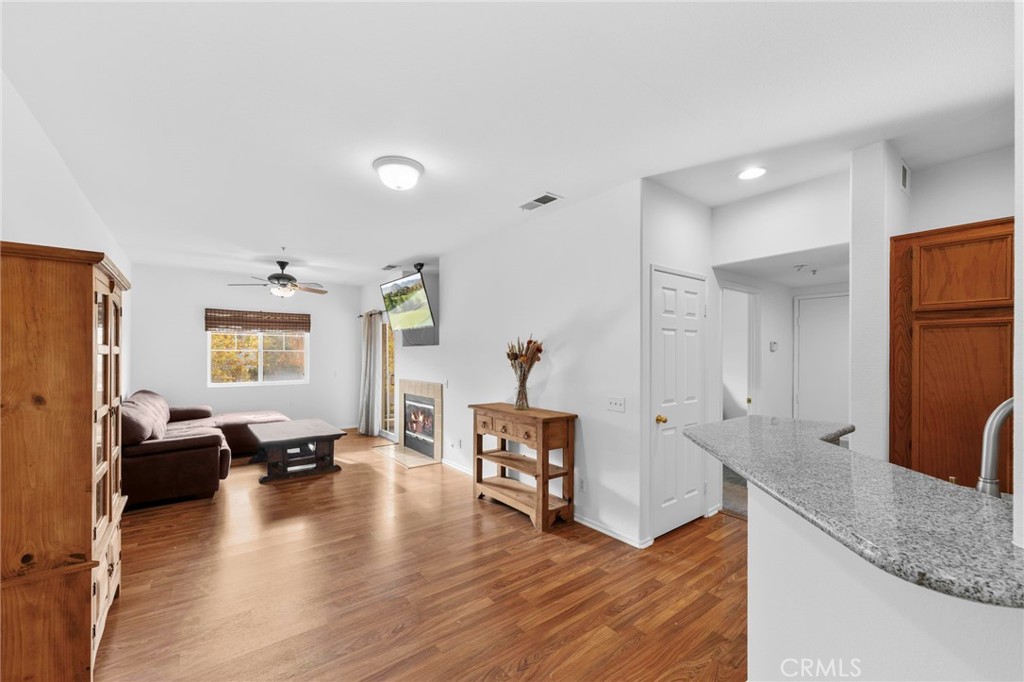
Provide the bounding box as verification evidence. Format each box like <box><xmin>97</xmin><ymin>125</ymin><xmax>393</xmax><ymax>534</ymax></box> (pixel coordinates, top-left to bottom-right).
<box><xmin>380</xmin><ymin>271</ymin><xmax>435</xmax><ymax>331</ymax></box>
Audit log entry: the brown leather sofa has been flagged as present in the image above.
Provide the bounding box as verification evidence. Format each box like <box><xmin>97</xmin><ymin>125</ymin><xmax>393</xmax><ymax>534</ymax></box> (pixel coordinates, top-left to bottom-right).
<box><xmin>121</xmin><ymin>390</ymin><xmax>289</xmax><ymax>506</ymax></box>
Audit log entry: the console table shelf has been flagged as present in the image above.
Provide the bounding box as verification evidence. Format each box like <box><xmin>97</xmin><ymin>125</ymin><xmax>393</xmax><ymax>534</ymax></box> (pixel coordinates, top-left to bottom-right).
<box><xmin>477</xmin><ymin>449</ymin><xmax>568</xmax><ymax>479</ymax></box>
<box><xmin>469</xmin><ymin>402</ymin><xmax>577</xmax><ymax>531</ymax></box>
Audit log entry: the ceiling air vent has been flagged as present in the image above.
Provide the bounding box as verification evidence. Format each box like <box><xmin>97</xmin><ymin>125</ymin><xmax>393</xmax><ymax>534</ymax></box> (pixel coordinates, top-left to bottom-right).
<box><xmin>519</xmin><ymin>192</ymin><xmax>562</xmax><ymax>211</ymax></box>
<box><xmin>382</xmin><ymin>264</ymin><xmax>399</xmax><ymax>271</ymax></box>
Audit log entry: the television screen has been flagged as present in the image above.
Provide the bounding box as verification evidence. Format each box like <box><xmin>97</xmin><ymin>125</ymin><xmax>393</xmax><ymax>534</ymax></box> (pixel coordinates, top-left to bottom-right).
<box><xmin>380</xmin><ymin>272</ymin><xmax>435</xmax><ymax>331</ymax></box>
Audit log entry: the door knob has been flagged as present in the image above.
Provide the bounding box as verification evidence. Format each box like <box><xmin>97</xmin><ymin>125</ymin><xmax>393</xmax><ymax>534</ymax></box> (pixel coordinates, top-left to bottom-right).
<box><xmin>655</xmin><ymin>415</ymin><xmax>668</xmax><ymax>424</ymax></box>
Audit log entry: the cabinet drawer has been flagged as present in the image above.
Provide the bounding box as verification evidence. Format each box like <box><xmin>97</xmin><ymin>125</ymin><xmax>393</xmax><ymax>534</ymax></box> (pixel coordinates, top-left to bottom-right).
<box><xmin>476</xmin><ymin>415</ymin><xmax>494</xmax><ymax>433</ymax></box>
<box><xmin>493</xmin><ymin>419</ymin><xmax>515</xmax><ymax>438</ymax></box>
<box><xmin>513</xmin><ymin>423</ymin><xmax>538</xmax><ymax>447</ymax></box>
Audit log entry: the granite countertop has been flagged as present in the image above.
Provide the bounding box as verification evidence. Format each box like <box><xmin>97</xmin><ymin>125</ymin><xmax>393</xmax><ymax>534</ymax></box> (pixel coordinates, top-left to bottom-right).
<box><xmin>684</xmin><ymin>416</ymin><xmax>1024</xmax><ymax>609</ymax></box>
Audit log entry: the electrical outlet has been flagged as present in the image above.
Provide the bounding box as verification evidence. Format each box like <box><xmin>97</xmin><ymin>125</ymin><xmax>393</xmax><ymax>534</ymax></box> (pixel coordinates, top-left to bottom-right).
<box><xmin>578</xmin><ymin>478</ymin><xmax>587</xmax><ymax>493</ymax></box>
<box><xmin>457</xmin><ymin>439</ymin><xmax>462</xmax><ymax>450</ymax></box>
<box><xmin>607</xmin><ymin>396</ymin><xmax>625</xmax><ymax>412</ymax></box>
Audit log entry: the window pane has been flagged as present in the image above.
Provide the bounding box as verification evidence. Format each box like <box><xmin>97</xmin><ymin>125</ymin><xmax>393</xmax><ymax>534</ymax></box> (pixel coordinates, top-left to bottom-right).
<box><xmin>210</xmin><ymin>350</ymin><xmax>258</xmax><ymax>383</ymax></box>
<box><xmin>263</xmin><ymin>334</ymin><xmax>284</xmax><ymax>350</ymax></box>
<box><xmin>210</xmin><ymin>333</ymin><xmax>237</xmax><ymax>350</ymax></box>
<box><xmin>263</xmin><ymin>351</ymin><xmax>305</xmax><ymax>381</ymax></box>
<box><xmin>238</xmin><ymin>334</ymin><xmax>259</xmax><ymax>350</ymax></box>
<box><xmin>285</xmin><ymin>334</ymin><xmax>305</xmax><ymax>351</ymax></box>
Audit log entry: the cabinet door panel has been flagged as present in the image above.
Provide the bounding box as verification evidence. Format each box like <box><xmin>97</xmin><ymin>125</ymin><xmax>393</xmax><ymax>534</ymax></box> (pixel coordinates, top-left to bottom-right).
<box><xmin>912</xmin><ymin>232</ymin><xmax>1013</xmax><ymax>311</ymax></box>
<box><xmin>911</xmin><ymin>318</ymin><xmax>1013</xmax><ymax>491</ymax></box>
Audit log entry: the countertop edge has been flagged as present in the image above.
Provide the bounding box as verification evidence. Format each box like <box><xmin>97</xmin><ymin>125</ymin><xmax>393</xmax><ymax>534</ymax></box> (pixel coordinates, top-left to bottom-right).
<box><xmin>684</xmin><ymin>420</ymin><xmax>1024</xmax><ymax>609</ymax></box>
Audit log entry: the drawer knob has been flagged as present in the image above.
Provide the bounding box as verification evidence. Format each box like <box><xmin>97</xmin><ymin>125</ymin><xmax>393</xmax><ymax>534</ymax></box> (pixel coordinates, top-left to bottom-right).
<box><xmin>501</xmin><ymin>425</ymin><xmax>508</xmax><ymax>433</ymax></box>
<box><xmin>523</xmin><ymin>431</ymin><xmax>531</xmax><ymax>439</ymax></box>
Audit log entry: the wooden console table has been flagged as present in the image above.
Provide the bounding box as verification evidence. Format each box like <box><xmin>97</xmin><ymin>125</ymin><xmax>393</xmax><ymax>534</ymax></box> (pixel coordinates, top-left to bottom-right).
<box><xmin>249</xmin><ymin>419</ymin><xmax>345</xmax><ymax>484</ymax></box>
<box><xmin>469</xmin><ymin>402</ymin><xmax>577</xmax><ymax>530</ymax></box>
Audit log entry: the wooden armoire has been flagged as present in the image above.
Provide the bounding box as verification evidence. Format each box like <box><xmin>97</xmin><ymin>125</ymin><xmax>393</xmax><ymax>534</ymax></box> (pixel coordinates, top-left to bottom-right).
<box><xmin>1</xmin><ymin>242</ymin><xmax>130</xmax><ymax>679</ymax></box>
<box><xmin>890</xmin><ymin>217</ymin><xmax>1014</xmax><ymax>492</ymax></box>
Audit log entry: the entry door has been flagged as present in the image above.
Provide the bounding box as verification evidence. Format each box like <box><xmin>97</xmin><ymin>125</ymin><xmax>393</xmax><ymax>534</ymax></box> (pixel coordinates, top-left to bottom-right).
<box><xmin>651</xmin><ymin>269</ymin><xmax>706</xmax><ymax>538</ymax></box>
<box><xmin>794</xmin><ymin>295</ymin><xmax>850</xmax><ymax>422</ymax></box>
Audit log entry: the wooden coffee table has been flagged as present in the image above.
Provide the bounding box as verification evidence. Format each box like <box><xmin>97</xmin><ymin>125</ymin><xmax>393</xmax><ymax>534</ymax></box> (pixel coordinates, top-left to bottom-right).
<box><xmin>248</xmin><ymin>418</ymin><xmax>346</xmax><ymax>484</ymax></box>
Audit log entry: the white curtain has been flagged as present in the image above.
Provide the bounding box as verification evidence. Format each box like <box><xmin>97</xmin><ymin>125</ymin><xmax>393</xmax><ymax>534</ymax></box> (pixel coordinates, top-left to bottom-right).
<box><xmin>357</xmin><ymin>311</ymin><xmax>383</xmax><ymax>435</ymax></box>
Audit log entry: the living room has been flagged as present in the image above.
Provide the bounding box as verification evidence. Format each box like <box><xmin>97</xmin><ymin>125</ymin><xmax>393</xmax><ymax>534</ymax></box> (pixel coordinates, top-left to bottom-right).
<box><xmin>3</xmin><ymin>3</ymin><xmax>1022</xmax><ymax>681</ymax></box>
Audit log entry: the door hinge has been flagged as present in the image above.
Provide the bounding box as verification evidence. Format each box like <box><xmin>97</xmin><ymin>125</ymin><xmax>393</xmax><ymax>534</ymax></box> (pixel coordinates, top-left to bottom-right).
<box><xmin>93</xmin><ymin>527</ymin><xmax>97</xmax><ymax>541</ymax></box>
<box><xmin>92</xmin><ymin>581</ymin><xmax>97</xmax><ymax>596</ymax></box>
<box><xmin>704</xmin><ymin>305</ymin><xmax>707</xmax><ymax>318</ymax></box>
<box><xmin>92</xmin><ymin>625</ymin><xmax>96</xmax><ymax>639</ymax></box>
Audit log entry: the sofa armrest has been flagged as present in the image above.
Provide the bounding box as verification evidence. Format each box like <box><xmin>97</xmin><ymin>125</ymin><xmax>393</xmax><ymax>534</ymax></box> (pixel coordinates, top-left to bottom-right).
<box><xmin>123</xmin><ymin>433</ymin><xmax>223</xmax><ymax>457</ymax></box>
<box><xmin>169</xmin><ymin>405</ymin><xmax>214</xmax><ymax>422</ymax></box>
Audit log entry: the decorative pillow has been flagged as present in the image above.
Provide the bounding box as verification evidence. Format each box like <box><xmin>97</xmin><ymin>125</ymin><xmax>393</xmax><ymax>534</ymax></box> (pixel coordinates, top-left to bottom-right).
<box><xmin>120</xmin><ymin>400</ymin><xmax>153</xmax><ymax>446</ymax></box>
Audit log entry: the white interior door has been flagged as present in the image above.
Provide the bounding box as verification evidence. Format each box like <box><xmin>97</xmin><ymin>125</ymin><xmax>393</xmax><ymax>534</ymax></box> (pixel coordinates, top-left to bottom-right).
<box><xmin>651</xmin><ymin>268</ymin><xmax>706</xmax><ymax>538</ymax></box>
<box><xmin>795</xmin><ymin>294</ymin><xmax>850</xmax><ymax>422</ymax></box>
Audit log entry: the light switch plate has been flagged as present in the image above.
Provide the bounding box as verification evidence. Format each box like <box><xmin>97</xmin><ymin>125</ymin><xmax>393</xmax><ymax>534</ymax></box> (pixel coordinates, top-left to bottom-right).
<box><xmin>607</xmin><ymin>396</ymin><xmax>625</xmax><ymax>412</ymax></box>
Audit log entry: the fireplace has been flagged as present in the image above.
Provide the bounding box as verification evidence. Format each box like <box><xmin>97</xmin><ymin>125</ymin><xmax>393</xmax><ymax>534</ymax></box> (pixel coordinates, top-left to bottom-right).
<box><xmin>397</xmin><ymin>379</ymin><xmax>443</xmax><ymax>461</ymax></box>
<box><xmin>403</xmin><ymin>394</ymin><xmax>435</xmax><ymax>457</ymax></box>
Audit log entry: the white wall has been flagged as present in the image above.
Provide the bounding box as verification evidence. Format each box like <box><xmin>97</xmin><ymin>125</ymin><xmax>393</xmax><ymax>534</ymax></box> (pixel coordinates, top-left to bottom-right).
<box><xmin>369</xmin><ymin>181</ymin><xmax>645</xmax><ymax>546</ymax></box>
<box><xmin>1013</xmin><ymin>0</ymin><xmax>1022</xmax><ymax>548</ymax></box>
<box><xmin>130</xmin><ymin>264</ymin><xmax>362</xmax><ymax>427</ymax></box>
<box><xmin>905</xmin><ymin>145</ymin><xmax>1015</xmax><ymax>234</ymax></box>
<box><xmin>1</xmin><ymin>74</ymin><xmax>131</xmax><ymax>275</ymax></box>
<box><xmin>639</xmin><ymin>180</ymin><xmax>721</xmax><ymax>540</ymax></box>
<box><xmin>711</xmin><ymin>171</ymin><xmax>850</xmax><ymax>267</ymax></box>
<box><xmin>2</xmin><ymin>72</ymin><xmax>135</xmax><ymax>392</ymax></box>
<box><xmin>748</xmin><ymin>486</ymin><xmax>1023</xmax><ymax>682</ymax></box>
<box><xmin>849</xmin><ymin>141</ymin><xmax>908</xmax><ymax>459</ymax></box>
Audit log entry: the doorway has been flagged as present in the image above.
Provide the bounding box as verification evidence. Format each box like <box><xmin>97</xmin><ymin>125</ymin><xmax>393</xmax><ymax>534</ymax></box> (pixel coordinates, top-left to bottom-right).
<box><xmin>720</xmin><ymin>284</ymin><xmax>760</xmax><ymax>519</ymax></box>
<box><xmin>793</xmin><ymin>293</ymin><xmax>850</xmax><ymax>423</ymax></box>
<box><xmin>650</xmin><ymin>267</ymin><xmax>707</xmax><ymax>539</ymax></box>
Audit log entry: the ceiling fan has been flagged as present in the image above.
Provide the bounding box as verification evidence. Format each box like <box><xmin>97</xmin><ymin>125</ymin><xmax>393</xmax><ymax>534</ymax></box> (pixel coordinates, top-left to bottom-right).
<box><xmin>228</xmin><ymin>260</ymin><xmax>328</xmax><ymax>297</ymax></box>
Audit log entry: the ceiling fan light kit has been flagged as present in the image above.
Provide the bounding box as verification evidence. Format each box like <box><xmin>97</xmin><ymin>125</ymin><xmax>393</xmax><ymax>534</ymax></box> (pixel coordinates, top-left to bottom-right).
<box><xmin>227</xmin><ymin>259</ymin><xmax>328</xmax><ymax>297</ymax></box>
<box><xmin>373</xmin><ymin>155</ymin><xmax>424</xmax><ymax>191</ymax></box>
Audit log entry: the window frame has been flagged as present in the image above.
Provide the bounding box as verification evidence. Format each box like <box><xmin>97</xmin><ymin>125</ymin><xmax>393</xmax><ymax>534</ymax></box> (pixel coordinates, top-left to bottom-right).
<box><xmin>206</xmin><ymin>330</ymin><xmax>311</xmax><ymax>388</ymax></box>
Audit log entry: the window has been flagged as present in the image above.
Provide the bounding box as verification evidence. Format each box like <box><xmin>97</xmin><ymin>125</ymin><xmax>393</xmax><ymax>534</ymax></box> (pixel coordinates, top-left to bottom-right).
<box><xmin>205</xmin><ymin>309</ymin><xmax>311</xmax><ymax>387</ymax></box>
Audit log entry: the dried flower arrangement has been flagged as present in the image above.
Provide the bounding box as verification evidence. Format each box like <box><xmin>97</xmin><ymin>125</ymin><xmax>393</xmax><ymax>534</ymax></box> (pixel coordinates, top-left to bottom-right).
<box><xmin>506</xmin><ymin>336</ymin><xmax>543</xmax><ymax>409</ymax></box>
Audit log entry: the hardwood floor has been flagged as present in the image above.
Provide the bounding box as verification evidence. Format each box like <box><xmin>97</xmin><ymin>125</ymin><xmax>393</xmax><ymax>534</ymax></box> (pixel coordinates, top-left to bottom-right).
<box><xmin>95</xmin><ymin>434</ymin><xmax>747</xmax><ymax>681</ymax></box>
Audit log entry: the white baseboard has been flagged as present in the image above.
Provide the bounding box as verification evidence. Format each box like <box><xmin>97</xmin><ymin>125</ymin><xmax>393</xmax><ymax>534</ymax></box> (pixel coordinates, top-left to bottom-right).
<box><xmin>704</xmin><ymin>504</ymin><xmax>722</xmax><ymax>518</ymax></box>
<box><xmin>575</xmin><ymin>514</ymin><xmax>649</xmax><ymax>549</ymax></box>
<box><xmin>442</xmin><ymin>458</ymin><xmax>472</xmax><ymax>476</ymax></box>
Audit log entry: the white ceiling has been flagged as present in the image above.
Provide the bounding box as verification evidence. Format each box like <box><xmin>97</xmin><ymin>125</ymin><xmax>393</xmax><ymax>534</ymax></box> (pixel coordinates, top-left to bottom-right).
<box><xmin>716</xmin><ymin>244</ymin><xmax>851</xmax><ymax>289</ymax></box>
<box><xmin>1</xmin><ymin>2</ymin><xmax>1015</xmax><ymax>285</ymax></box>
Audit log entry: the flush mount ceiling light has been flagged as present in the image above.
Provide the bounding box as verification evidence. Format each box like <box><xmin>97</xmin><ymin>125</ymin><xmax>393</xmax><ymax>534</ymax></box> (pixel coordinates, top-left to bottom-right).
<box><xmin>373</xmin><ymin>156</ymin><xmax>424</xmax><ymax>191</ymax></box>
<box><xmin>737</xmin><ymin>167</ymin><xmax>767</xmax><ymax>180</ymax></box>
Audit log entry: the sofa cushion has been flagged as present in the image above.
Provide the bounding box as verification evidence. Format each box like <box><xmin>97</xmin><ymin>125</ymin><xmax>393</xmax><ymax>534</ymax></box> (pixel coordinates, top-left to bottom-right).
<box><xmin>121</xmin><ymin>399</ymin><xmax>154</xmax><ymax>446</ymax></box>
<box><xmin>128</xmin><ymin>389</ymin><xmax>171</xmax><ymax>439</ymax></box>
<box><xmin>169</xmin><ymin>405</ymin><xmax>214</xmax><ymax>422</ymax></box>
<box><xmin>123</xmin><ymin>431</ymin><xmax>224</xmax><ymax>458</ymax></box>
<box><xmin>214</xmin><ymin>411</ymin><xmax>290</xmax><ymax>455</ymax></box>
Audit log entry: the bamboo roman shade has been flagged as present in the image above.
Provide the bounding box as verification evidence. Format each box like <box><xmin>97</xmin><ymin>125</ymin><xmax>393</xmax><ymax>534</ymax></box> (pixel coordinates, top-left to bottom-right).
<box><xmin>205</xmin><ymin>308</ymin><xmax>311</xmax><ymax>333</ymax></box>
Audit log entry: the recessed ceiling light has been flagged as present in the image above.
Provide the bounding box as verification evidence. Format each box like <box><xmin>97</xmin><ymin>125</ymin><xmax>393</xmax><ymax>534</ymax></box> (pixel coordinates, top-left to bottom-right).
<box><xmin>373</xmin><ymin>156</ymin><xmax>424</xmax><ymax>191</ymax></box>
<box><xmin>737</xmin><ymin>167</ymin><xmax>766</xmax><ymax>180</ymax></box>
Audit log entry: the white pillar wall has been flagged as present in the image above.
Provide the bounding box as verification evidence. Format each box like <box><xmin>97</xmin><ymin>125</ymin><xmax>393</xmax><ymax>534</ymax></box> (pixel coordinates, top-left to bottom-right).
<box><xmin>1013</xmin><ymin>0</ymin><xmax>1023</xmax><ymax>548</ymax></box>
<box><xmin>848</xmin><ymin>141</ymin><xmax>908</xmax><ymax>459</ymax></box>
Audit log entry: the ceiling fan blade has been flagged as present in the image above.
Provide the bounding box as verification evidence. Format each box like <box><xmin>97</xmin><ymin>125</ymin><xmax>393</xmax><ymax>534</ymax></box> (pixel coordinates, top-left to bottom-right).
<box><xmin>228</xmin><ymin>283</ymin><xmax>270</xmax><ymax>287</ymax></box>
<box><xmin>296</xmin><ymin>282</ymin><xmax>325</xmax><ymax>289</ymax></box>
<box><xmin>296</xmin><ymin>286</ymin><xmax>328</xmax><ymax>295</ymax></box>
<box><xmin>251</xmin><ymin>275</ymin><xmax>271</xmax><ymax>282</ymax></box>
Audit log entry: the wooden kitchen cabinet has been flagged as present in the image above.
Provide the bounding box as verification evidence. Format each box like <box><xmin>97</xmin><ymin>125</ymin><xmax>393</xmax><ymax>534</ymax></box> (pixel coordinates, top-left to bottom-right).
<box><xmin>890</xmin><ymin>218</ymin><xmax>1014</xmax><ymax>492</ymax></box>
